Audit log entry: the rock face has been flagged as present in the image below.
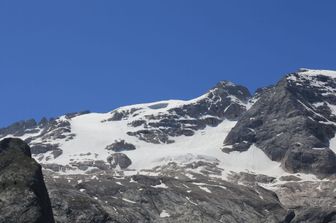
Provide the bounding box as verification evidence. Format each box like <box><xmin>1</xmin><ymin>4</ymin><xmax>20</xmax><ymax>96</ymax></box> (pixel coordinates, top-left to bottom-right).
<box><xmin>107</xmin><ymin>153</ymin><xmax>132</xmax><ymax>169</ymax></box>
<box><xmin>224</xmin><ymin>69</ymin><xmax>336</xmax><ymax>176</ymax></box>
<box><xmin>105</xmin><ymin>140</ymin><xmax>136</xmax><ymax>152</ymax></box>
<box><xmin>44</xmin><ymin>173</ymin><xmax>294</xmax><ymax>223</ymax></box>
<box><xmin>0</xmin><ymin>138</ymin><xmax>54</xmax><ymax>223</ymax></box>
<box><xmin>274</xmin><ymin>180</ymin><xmax>336</xmax><ymax>223</ymax></box>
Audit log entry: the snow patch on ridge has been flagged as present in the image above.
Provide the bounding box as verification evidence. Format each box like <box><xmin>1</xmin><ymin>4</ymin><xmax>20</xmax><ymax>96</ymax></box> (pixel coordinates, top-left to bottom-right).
<box><xmin>297</xmin><ymin>68</ymin><xmax>336</xmax><ymax>78</ymax></box>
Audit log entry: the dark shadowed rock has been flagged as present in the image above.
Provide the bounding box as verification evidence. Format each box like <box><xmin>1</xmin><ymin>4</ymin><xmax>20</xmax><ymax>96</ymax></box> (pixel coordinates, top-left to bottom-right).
<box><xmin>65</xmin><ymin>110</ymin><xmax>90</xmax><ymax>119</ymax></box>
<box><xmin>291</xmin><ymin>207</ymin><xmax>336</xmax><ymax>223</ymax></box>
<box><xmin>31</xmin><ymin>143</ymin><xmax>63</xmax><ymax>159</ymax></box>
<box><xmin>0</xmin><ymin>138</ymin><xmax>54</xmax><ymax>223</ymax></box>
<box><xmin>107</xmin><ymin>153</ymin><xmax>132</xmax><ymax>169</ymax></box>
<box><xmin>105</xmin><ymin>140</ymin><xmax>136</xmax><ymax>152</ymax></box>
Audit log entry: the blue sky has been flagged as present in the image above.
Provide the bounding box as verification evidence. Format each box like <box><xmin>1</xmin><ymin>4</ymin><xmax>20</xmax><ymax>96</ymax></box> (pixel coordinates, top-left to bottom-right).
<box><xmin>1</xmin><ymin>1</ymin><xmax>336</xmax><ymax>127</ymax></box>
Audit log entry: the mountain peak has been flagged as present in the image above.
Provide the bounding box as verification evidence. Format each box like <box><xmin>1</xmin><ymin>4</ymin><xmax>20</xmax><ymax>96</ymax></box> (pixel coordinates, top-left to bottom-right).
<box><xmin>215</xmin><ymin>80</ymin><xmax>236</xmax><ymax>87</ymax></box>
<box><xmin>210</xmin><ymin>80</ymin><xmax>251</xmax><ymax>103</ymax></box>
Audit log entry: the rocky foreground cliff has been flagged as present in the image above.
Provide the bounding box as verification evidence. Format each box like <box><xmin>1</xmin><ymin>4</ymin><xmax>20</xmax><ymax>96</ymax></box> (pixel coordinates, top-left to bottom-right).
<box><xmin>0</xmin><ymin>138</ymin><xmax>54</xmax><ymax>223</ymax></box>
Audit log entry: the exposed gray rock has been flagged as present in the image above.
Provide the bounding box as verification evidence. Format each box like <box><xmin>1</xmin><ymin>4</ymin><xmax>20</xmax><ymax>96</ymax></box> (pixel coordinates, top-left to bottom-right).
<box><xmin>0</xmin><ymin>119</ymin><xmax>38</xmax><ymax>137</ymax></box>
<box><xmin>46</xmin><ymin>176</ymin><xmax>114</xmax><ymax>223</ymax></box>
<box><xmin>70</xmin><ymin>160</ymin><xmax>110</xmax><ymax>171</ymax></box>
<box><xmin>0</xmin><ymin>138</ymin><xmax>54</xmax><ymax>223</ymax></box>
<box><xmin>106</xmin><ymin>108</ymin><xmax>141</xmax><ymax>121</ymax></box>
<box><xmin>0</xmin><ymin>115</ymin><xmax>77</xmax><ymax>156</ymax></box>
<box><xmin>64</xmin><ymin>110</ymin><xmax>90</xmax><ymax>119</ymax></box>
<box><xmin>107</xmin><ymin>153</ymin><xmax>132</xmax><ymax>169</ymax></box>
<box><xmin>227</xmin><ymin>172</ymin><xmax>276</xmax><ymax>185</ymax></box>
<box><xmin>127</xmin><ymin>129</ymin><xmax>175</xmax><ymax>144</ymax></box>
<box><xmin>224</xmin><ymin>70</ymin><xmax>336</xmax><ymax>176</ymax></box>
<box><xmin>291</xmin><ymin>207</ymin><xmax>336</xmax><ymax>223</ymax></box>
<box><xmin>279</xmin><ymin>175</ymin><xmax>302</xmax><ymax>182</ymax></box>
<box><xmin>31</xmin><ymin>143</ymin><xmax>63</xmax><ymax>159</ymax></box>
<box><xmin>105</xmin><ymin>140</ymin><xmax>136</xmax><ymax>152</ymax></box>
<box><xmin>44</xmin><ymin>173</ymin><xmax>293</xmax><ymax>223</ymax></box>
<box><xmin>274</xmin><ymin>180</ymin><xmax>336</xmax><ymax>223</ymax></box>
<box><xmin>42</xmin><ymin>163</ymin><xmax>76</xmax><ymax>172</ymax></box>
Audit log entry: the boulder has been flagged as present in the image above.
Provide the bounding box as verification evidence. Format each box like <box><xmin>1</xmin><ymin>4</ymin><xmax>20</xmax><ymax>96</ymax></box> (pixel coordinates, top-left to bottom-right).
<box><xmin>107</xmin><ymin>153</ymin><xmax>132</xmax><ymax>169</ymax></box>
<box><xmin>0</xmin><ymin>138</ymin><xmax>54</xmax><ymax>223</ymax></box>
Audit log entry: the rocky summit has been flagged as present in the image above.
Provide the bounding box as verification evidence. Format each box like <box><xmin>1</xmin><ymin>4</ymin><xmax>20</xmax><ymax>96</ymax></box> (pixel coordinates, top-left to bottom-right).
<box><xmin>1</xmin><ymin>69</ymin><xmax>336</xmax><ymax>222</ymax></box>
<box><xmin>223</xmin><ymin>69</ymin><xmax>336</xmax><ymax>176</ymax></box>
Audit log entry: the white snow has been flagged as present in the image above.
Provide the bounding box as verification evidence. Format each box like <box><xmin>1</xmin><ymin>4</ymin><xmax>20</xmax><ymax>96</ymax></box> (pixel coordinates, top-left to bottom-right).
<box><xmin>316</xmin><ymin>184</ymin><xmax>322</xmax><ymax>191</ymax></box>
<box><xmin>199</xmin><ymin>186</ymin><xmax>212</xmax><ymax>193</ymax></box>
<box><xmin>185</xmin><ymin>173</ymin><xmax>196</xmax><ymax>179</ymax></box>
<box><xmin>297</xmin><ymin>68</ymin><xmax>336</xmax><ymax>78</ymax></box>
<box><xmin>122</xmin><ymin>198</ymin><xmax>136</xmax><ymax>204</ymax></box>
<box><xmin>192</xmin><ymin>182</ymin><xmax>227</xmax><ymax>191</ymax></box>
<box><xmin>159</xmin><ymin>210</ymin><xmax>170</xmax><ymax>218</ymax></box>
<box><xmin>186</xmin><ymin>197</ymin><xmax>198</xmax><ymax>205</ymax></box>
<box><xmin>312</xmin><ymin>147</ymin><xmax>326</xmax><ymax>151</ymax></box>
<box><xmin>151</xmin><ymin>181</ymin><xmax>169</xmax><ymax>189</ymax></box>
<box><xmin>330</xmin><ymin>136</ymin><xmax>336</xmax><ymax>154</ymax></box>
<box><xmin>287</xmin><ymin>70</ymin><xmax>336</xmax><ymax>99</ymax></box>
<box><xmin>129</xmin><ymin>178</ymin><xmax>137</xmax><ymax>183</ymax></box>
<box><xmin>91</xmin><ymin>175</ymin><xmax>99</xmax><ymax>180</ymax></box>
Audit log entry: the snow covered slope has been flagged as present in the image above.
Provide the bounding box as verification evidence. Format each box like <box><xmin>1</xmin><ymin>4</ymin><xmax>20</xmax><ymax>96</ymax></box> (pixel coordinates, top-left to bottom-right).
<box><xmin>1</xmin><ymin>81</ymin><xmax>268</xmax><ymax>178</ymax></box>
<box><xmin>1</xmin><ymin>69</ymin><xmax>336</xmax><ymax>180</ymax></box>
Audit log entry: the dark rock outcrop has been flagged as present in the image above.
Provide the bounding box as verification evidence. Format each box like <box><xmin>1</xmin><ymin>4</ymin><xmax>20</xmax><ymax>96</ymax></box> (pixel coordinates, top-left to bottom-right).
<box><xmin>118</xmin><ymin>81</ymin><xmax>251</xmax><ymax>144</ymax></box>
<box><xmin>0</xmin><ymin>119</ymin><xmax>38</xmax><ymax>137</ymax></box>
<box><xmin>105</xmin><ymin>140</ymin><xmax>136</xmax><ymax>152</ymax></box>
<box><xmin>107</xmin><ymin>153</ymin><xmax>132</xmax><ymax>169</ymax></box>
<box><xmin>224</xmin><ymin>70</ymin><xmax>336</xmax><ymax>176</ymax></box>
<box><xmin>0</xmin><ymin>138</ymin><xmax>54</xmax><ymax>223</ymax></box>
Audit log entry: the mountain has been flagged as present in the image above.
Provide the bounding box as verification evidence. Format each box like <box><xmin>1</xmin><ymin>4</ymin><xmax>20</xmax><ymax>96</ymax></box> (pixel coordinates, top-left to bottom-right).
<box><xmin>1</xmin><ymin>69</ymin><xmax>336</xmax><ymax>222</ymax></box>
<box><xmin>224</xmin><ymin>68</ymin><xmax>336</xmax><ymax>177</ymax></box>
<box><xmin>0</xmin><ymin>80</ymin><xmax>254</xmax><ymax>177</ymax></box>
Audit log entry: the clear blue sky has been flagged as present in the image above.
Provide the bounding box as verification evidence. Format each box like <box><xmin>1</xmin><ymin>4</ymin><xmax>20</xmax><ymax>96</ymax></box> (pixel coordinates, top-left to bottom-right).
<box><xmin>1</xmin><ymin>1</ymin><xmax>336</xmax><ymax>127</ymax></box>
